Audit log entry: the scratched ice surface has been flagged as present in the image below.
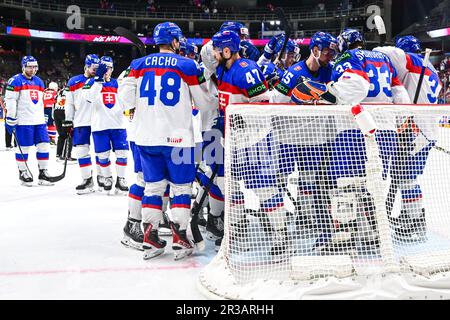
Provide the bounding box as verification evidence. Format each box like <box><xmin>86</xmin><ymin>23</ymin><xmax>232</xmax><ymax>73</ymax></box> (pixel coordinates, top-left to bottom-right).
<box><xmin>0</xmin><ymin>127</ymin><xmax>216</xmax><ymax>299</ymax></box>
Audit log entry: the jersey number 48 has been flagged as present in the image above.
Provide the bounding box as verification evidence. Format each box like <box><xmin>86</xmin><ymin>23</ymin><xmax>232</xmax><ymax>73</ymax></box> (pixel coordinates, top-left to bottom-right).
<box><xmin>140</xmin><ymin>71</ymin><xmax>181</xmax><ymax>107</ymax></box>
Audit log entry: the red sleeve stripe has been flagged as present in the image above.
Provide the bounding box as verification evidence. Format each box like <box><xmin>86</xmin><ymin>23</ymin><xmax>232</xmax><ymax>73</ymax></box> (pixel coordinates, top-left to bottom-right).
<box><xmin>218</xmin><ymin>81</ymin><xmax>245</xmax><ymax>95</ymax></box>
<box><xmin>128</xmin><ymin>67</ymin><xmax>200</xmax><ymax>86</ymax></box>
<box><xmin>391</xmin><ymin>76</ymin><xmax>404</xmax><ymax>87</ymax></box>
<box><xmin>405</xmin><ymin>54</ymin><xmax>433</xmax><ymax>77</ymax></box>
<box><xmin>69</xmin><ymin>82</ymin><xmax>85</xmax><ymax>92</ymax></box>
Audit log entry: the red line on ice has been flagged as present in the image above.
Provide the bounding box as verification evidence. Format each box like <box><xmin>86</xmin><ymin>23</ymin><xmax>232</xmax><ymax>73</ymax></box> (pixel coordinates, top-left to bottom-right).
<box><xmin>0</xmin><ymin>261</ymin><xmax>202</xmax><ymax>277</ymax></box>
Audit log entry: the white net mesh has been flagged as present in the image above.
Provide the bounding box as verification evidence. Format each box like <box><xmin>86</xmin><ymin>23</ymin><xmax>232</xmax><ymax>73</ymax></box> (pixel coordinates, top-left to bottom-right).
<box><xmin>199</xmin><ymin>103</ymin><xmax>450</xmax><ymax>300</ymax></box>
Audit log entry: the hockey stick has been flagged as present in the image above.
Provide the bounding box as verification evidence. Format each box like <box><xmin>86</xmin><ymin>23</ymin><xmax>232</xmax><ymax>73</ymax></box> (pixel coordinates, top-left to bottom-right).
<box><xmin>191</xmin><ymin>164</ymin><xmax>219</xmax><ymax>250</ymax></box>
<box><xmin>113</xmin><ymin>27</ymin><xmax>146</xmax><ymax>57</ymax></box>
<box><xmin>386</xmin><ymin>48</ymin><xmax>432</xmax><ymax>215</ymax></box>
<box><xmin>12</xmin><ymin>131</ymin><xmax>34</xmax><ymax>180</ymax></box>
<box><xmin>273</xmin><ymin>7</ymin><xmax>291</xmax><ymax>69</ymax></box>
<box><xmin>374</xmin><ymin>15</ymin><xmax>387</xmax><ymax>46</ymax></box>
<box><xmin>50</xmin><ymin>134</ymin><xmax>72</xmax><ymax>182</ymax></box>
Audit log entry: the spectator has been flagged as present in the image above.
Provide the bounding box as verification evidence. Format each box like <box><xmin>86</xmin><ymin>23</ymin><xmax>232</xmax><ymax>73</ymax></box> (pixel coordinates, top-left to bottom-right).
<box><xmin>203</xmin><ymin>6</ymin><xmax>210</xmax><ymax>18</ymax></box>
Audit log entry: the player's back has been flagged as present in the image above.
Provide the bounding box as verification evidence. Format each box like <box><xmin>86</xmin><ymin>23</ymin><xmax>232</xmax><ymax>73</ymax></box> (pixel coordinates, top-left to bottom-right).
<box><xmin>374</xmin><ymin>46</ymin><xmax>441</xmax><ymax>104</ymax></box>
<box><xmin>332</xmin><ymin>48</ymin><xmax>399</xmax><ymax>103</ymax></box>
<box><xmin>129</xmin><ymin>52</ymin><xmax>204</xmax><ymax>147</ymax></box>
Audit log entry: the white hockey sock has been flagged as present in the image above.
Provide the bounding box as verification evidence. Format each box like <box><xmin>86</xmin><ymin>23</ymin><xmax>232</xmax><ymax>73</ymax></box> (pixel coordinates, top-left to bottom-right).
<box><xmin>36</xmin><ymin>143</ymin><xmax>50</xmax><ymax>170</ymax></box>
<box><xmin>209</xmin><ymin>196</ymin><xmax>224</xmax><ymax>217</ymax></box>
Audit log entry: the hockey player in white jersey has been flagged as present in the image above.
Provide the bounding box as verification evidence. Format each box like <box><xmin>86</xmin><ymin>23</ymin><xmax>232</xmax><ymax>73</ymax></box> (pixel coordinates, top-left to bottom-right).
<box><xmin>82</xmin><ymin>56</ymin><xmax>130</xmax><ymax>195</ymax></box>
<box><xmin>373</xmin><ymin>36</ymin><xmax>442</xmax><ymax>242</ymax></box>
<box><xmin>4</xmin><ymin>56</ymin><xmax>59</xmax><ymax>186</ymax></box>
<box><xmin>64</xmin><ymin>54</ymin><xmax>102</xmax><ymax>194</ymax></box>
<box><xmin>119</xmin><ymin>22</ymin><xmax>217</xmax><ymax>261</ymax></box>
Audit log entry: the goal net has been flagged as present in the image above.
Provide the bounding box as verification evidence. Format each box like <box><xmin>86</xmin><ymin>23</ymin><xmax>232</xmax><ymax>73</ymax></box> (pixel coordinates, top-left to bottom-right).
<box><xmin>198</xmin><ymin>103</ymin><xmax>450</xmax><ymax>299</ymax></box>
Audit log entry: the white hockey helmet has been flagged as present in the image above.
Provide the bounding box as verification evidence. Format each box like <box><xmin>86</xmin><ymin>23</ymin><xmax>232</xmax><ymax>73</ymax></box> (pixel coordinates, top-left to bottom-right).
<box><xmin>48</xmin><ymin>81</ymin><xmax>58</xmax><ymax>91</ymax></box>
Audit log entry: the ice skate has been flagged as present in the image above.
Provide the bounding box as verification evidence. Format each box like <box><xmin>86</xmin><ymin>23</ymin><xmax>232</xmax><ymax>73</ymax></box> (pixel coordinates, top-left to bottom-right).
<box><xmin>121</xmin><ymin>217</ymin><xmax>144</xmax><ymax>251</ymax></box>
<box><xmin>389</xmin><ymin>209</ymin><xmax>427</xmax><ymax>243</ymax></box>
<box><xmin>19</xmin><ymin>169</ymin><xmax>33</xmax><ymax>187</ymax></box>
<box><xmin>103</xmin><ymin>176</ymin><xmax>113</xmax><ymax>194</ymax></box>
<box><xmin>206</xmin><ymin>212</ymin><xmax>224</xmax><ymax>241</ymax></box>
<box><xmin>143</xmin><ymin>223</ymin><xmax>166</xmax><ymax>260</ymax></box>
<box><xmin>76</xmin><ymin>177</ymin><xmax>95</xmax><ymax>195</ymax></box>
<box><xmin>38</xmin><ymin>169</ymin><xmax>55</xmax><ymax>186</ymax></box>
<box><xmin>114</xmin><ymin>177</ymin><xmax>129</xmax><ymax>195</ymax></box>
<box><xmin>97</xmin><ymin>175</ymin><xmax>105</xmax><ymax>192</ymax></box>
<box><xmin>171</xmin><ymin>223</ymin><xmax>194</xmax><ymax>261</ymax></box>
<box><xmin>158</xmin><ymin>212</ymin><xmax>172</xmax><ymax>236</ymax></box>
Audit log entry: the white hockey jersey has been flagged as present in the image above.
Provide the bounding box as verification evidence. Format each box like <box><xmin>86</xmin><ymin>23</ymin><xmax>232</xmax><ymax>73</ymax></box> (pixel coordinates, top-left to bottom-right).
<box><xmin>64</xmin><ymin>74</ymin><xmax>93</xmax><ymax>128</ymax></box>
<box><xmin>4</xmin><ymin>73</ymin><xmax>46</xmax><ymax>125</ymax></box>
<box><xmin>373</xmin><ymin>46</ymin><xmax>442</xmax><ymax>104</ymax></box>
<box><xmin>82</xmin><ymin>78</ymin><xmax>128</xmax><ymax>132</ymax></box>
<box><xmin>329</xmin><ymin>48</ymin><xmax>411</xmax><ymax>104</ymax></box>
<box><xmin>118</xmin><ymin>52</ymin><xmax>217</xmax><ymax>148</ymax></box>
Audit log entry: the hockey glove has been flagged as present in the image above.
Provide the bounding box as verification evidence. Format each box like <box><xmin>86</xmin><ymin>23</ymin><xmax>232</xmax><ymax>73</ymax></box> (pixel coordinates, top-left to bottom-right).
<box><xmin>62</xmin><ymin>120</ymin><xmax>74</xmax><ymax>136</ymax></box>
<box><xmin>260</xmin><ymin>62</ymin><xmax>280</xmax><ymax>88</ymax></box>
<box><xmin>200</xmin><ymin>41</ymin><xmax>219</xmax><ymax>75</ymax></box>
<box><xmin>212</xmin><ymin>115</ymin><xmax>225</xmax><ymax>136</ymax></box>
<box><xmin>263</xmin><ymin>33</ymin><xmax>285</xmax><ymax>60</ymax></box>
<box><xmin>291</xmin><ymin>79</ymin><xmax>337</xmax><ymax>104</ymax></box>
<box><xmin>94</xmin><ymin>63</ymin><xmax>108</xmax><ymax>82</ymax></box>
<box><xmin>5</xmin><ymin>117</ymin><xmax>17</xmax><ymax>135</ymax></box>
<box><xmin>240</xmin><ymin>41</ymin><xmax>260</xmax><ymax>62</ymax></box>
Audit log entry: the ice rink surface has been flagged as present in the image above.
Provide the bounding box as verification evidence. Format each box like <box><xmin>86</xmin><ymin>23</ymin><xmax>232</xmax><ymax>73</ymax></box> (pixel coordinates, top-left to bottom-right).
<box><xmin>0</xmin><ymin>124</ymin><xmax>216</xmax><ymax>300</ymax></box>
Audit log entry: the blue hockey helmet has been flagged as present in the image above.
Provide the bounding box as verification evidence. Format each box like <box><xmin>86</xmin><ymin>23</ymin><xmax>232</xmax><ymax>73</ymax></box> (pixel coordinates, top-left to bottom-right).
<box><xmin>21</xmin><ymin>55</ymin><xmax>38</xmax><ymax>69</ymax></box>
<box><xmin>85</xmin><ymin>54</ymin><xmax>100</xmax><ymax>67</ymax></box>
<box><xmin>337</xmin><ymin>28</ymin><xmax>364</xmax><ymax>53</ymax></box>
<box><xmin>100</xmin><ymin>56</ymin><xmax>114</xmax><ymax>68</ymax></box>
<box><xmin>275</xmin><ymin>37</ymin><xmax>301</xmax><ymax>62</ymax></box>
<box><xmin>395</xmin><ymin>35</ymin><xmax>422</xmax><ymax>53</ymax></box>
<box><xmin>220</xmin><ymin>21</ymin><xmax>249</xmax><ymax>39</ymax></box>
<box><xmin>212</xmin><ymin>30</ymin><xmax>241</xmax><ymax>53</ymax></box>
<box><xmin>179</xmin><ymin>37</ymin><xmax>198</xmax><ymax>59</ymax></box>
<box><xmin>309</xmin><ymin>32</ymin><xmax>338</xmax><ymax>54</ymax></box>
<box><xmin>153</xmin><ymin>22</ymin><xmax>183</xmax><ymax>45</ymax></box>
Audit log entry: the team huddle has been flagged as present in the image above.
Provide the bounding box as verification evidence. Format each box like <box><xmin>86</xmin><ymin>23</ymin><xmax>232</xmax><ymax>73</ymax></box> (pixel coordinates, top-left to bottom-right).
<box><xmin>3</xmin><ymin>20</ymin><xmax>442</xmax><ymax>260</ymax></box>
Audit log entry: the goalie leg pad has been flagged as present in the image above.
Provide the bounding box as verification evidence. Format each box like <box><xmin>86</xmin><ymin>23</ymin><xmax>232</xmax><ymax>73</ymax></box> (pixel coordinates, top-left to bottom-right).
<box><xmin>327</xmin><ymin>178</ymin><xmax>378</xmax><ymax>250</ymax></box>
